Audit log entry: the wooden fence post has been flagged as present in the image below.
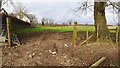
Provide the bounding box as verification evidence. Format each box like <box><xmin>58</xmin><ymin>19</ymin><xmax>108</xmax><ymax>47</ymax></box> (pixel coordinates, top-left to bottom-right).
<box><xmin>6</xmin><ymin>17</ymin><xmax>11</xmax><ymax>47</ymax></box>
<box><xmin>72</xmin><ymin>22</ymin><xmax>77</xmax><ymax>47</ymax></box>
<box><xmin>86</xmin><ymin>24</ymin><xmax>89</xmax><ymax>44</ymax></box>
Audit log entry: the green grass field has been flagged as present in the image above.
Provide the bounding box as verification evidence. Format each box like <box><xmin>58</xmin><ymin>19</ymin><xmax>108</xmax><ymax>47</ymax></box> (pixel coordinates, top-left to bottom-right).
<box><xmin>14</xmin><ymin>26</ymin><xmax>117</xmax><ymax>34</ymax></box>
<box><xmin>14</xmin><ymin>26</ymin><xmax>95</xmax><ymax>34</ymax></box>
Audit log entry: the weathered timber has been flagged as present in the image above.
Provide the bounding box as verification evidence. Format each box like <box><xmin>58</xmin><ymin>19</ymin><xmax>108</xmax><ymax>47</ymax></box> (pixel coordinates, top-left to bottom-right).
<box><xmin>86</xmin><ymin>24</ymin><xmax>89</xmax><ymax>44</ymax></box>
<box><xmin>6</xmin><ymin>17</ymin><xmax>11</xmax><ymax>47</ymax></box>
<box><xmin>89</xmin><ymin>57</ymin><xmax>106</xmax><ymax>68</ymax></box>
<box><xmin>72</xmin><ymin>22</ymin><xmax>77</xmax><ymax>47</ymax></box>
<box><xmin>79</xmin><ymin>34</ymin><xmax>94</xmax><ymax>46</ymax></box>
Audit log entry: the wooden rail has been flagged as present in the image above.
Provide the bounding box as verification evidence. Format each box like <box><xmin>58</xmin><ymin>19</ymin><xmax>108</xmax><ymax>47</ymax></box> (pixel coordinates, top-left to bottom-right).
<box><xmin>79</xmin><ymin>34</ymin><xmax>94</xmax><ymax>46</ymax></box>
<box><xmin>89</xmin><ymin>57</ymin><xmax>106</xmax><ymax>68</ymax></box>
<box><xmin>108</xmin><ymin>26</ymin><xmax>119</xmax><ymax>44</ymax></box>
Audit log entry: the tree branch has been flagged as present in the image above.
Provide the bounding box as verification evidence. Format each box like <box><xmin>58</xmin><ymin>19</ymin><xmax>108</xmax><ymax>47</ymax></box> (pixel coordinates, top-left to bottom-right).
<box><xmin>109</xmin><ymin>1</ymin><xmax>120</xmax><ymax>10</ymax></box>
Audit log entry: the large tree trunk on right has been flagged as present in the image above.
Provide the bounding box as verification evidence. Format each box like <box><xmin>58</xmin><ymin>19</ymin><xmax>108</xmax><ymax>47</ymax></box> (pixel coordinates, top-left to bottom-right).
<box><xmin>118</xmin><ymin>12</ymin><xmax>120</xmax><ymax>46</ymax></box>
<box><xmin>94</xmin><ymin>2</ymin><xmax>110</xmax><ymax>42</ymax></box>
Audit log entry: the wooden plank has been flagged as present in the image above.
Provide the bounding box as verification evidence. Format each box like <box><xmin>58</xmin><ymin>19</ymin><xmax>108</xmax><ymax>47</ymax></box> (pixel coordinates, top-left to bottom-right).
<box><xmin>89</xmin><ymin>57</ymin><xmax>106</xmax><ymax>68</ymax></box>
<box><xmin>86</xmin><ymin>24</ymin><xmax>89</xmax><ymax>44</ymax></box>
<box><xmin>108</xmin><ymin>26</ymin><xmax>117</xmax><ymax>29</ymax></box>
<box><xmin>79</xmin><ymin>34</ymin><xmax>94</xmax><ymax>46</ymax></box>
<box><xmin>72</xmin><ymin>22</ymin><xmax>77</xmax><ymax>47</ymax></box>
<box><xmin>6</xmin><ymin>17</ymin><xmax>11</xmax><ymax>47</ymax></box>
<box><xmin>107</xmin><ymin>38</ymin><xmax>116</xmax><ymax>48</ymax></box>
<box><xmin>109</xmin><ymin>29</ymin><xmax>116</xmax><ymax>30</ymax></box>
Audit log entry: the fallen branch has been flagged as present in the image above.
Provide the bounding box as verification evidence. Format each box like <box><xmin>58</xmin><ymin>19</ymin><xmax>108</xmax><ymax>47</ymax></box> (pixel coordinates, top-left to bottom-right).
<box><xmin>79</xmin><ymin>34</ymin><xmax>94</xmax><ymax>46</ymax></box>
<box><xmin>89</xmin><ymin>56</ymin><xmax>106</xmax><ymax>68</ymax></box>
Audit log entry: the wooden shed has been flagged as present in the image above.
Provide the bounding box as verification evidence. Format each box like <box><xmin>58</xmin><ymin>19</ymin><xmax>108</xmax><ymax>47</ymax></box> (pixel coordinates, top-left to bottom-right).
<box><xmin>0</xmin><ymin>13</ymin><xmax>31</xmax><ymax>46</ymax></box>
<box><xmin>0</xmin><ymin>13</ymin><xmax>31</xmax><ymax>32</ymax></box>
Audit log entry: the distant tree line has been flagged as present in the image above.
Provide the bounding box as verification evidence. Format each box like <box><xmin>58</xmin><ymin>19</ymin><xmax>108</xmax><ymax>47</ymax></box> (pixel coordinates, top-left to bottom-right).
<box><xmin>41</xmin><ymin>17</ymin><xmax>73</xmax><ymax>26</ymax></box>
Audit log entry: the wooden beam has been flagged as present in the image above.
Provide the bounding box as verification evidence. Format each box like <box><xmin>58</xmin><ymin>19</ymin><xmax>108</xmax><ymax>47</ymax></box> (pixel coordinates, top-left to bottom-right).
<box><xmin>6</xmin><ymin>17</ymin><xmax>11</xmax><ymax>47</ymax></box>
<box><xmin>72</xmin><ymin>22</ymin><xmax>77</xmax><ymax>47</ymax></box>
<box><xmin>89</xmin><ymin>57</ymin><xmax>106</xmax><ymax>68</ymax></box>
<box><xmin>86</xmin><ymin>24</ymin><xmax>89</xmax><ymax>44</ymax></box>
<box><xmin>79</xmin><ymin>34</ymin><xmax>94</xmax><ymax>46</ymax></box>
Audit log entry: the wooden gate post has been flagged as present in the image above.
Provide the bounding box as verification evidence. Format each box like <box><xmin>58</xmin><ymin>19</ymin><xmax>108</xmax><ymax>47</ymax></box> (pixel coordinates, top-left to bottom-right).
<box><xmin>86</xmin><ymin>24</ymin><xmax>89</xmax><ymax>44</ymax></box>
<box><xmin>6</xmin><ymin>17</ymin><xmax>11</xmax><ymax>47</ymax></box>
<box><xmin>72</xmin><ymin>22</ymin><xmax>77</xmax><ymax>47</ymax></box>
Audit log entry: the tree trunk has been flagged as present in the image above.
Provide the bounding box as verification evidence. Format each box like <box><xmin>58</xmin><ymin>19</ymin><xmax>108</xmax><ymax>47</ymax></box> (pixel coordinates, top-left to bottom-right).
<box><xmin>118</xmin><ymin>11</ymin><xmax>120</xmax><ymax>46</ymax></box>
<box><xmin>94</xmin><ymin>2</ymin><xmax>110</xmax><ymax>42</ymax></box>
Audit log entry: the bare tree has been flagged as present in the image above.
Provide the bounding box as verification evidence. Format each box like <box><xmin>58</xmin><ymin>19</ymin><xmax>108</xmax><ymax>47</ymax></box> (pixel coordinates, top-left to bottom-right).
<box><xmin>75</xmin><ymin>0</ymin><xmax>120</xmax><ymax>42</ymax></box>
<box><xmin>68</xmin><ymin>19</ymin><xmax>72</xmax><ymax>26</ymax></box>
<box><xmin>0</xmin><ymin>0</ymin><xmax>13</xmax><ymax>11</ymax></box>
<box><xmin>0</xmin><ymin>0</ymin><xmax>8</xmax><ymax>12</ymax></box>
<box><xmin>0</xmin><ymin>0</ymin><xmax>6</xmax><ymax>9</ymax></box>
<box><xmin>13</xmin><ymin>2</ymin><xmax>28</xmax><ymax>19</ymax></box>
<box><xmin>30</xmin><ymin>14</ymin><xmax>38</xmax><ymax>26</ymax></box>
<box><xmin>48</xmin><ymin>18</ymin><xmax>54</xmax><ymax>25</ymax></box>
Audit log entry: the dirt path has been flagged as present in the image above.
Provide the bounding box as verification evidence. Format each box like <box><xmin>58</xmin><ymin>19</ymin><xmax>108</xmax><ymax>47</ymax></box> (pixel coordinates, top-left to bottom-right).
<box><xmin>2</xmin><ymin>32</ymin><xmax>118</xmax><ymax>66</ymax></box>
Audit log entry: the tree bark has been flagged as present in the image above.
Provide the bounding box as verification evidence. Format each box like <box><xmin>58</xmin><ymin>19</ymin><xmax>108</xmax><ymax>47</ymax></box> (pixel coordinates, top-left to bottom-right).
<box><xmin>94</xmin><ymin>2</ymin><xmax>110</xmax><ymax>42</ymax></box>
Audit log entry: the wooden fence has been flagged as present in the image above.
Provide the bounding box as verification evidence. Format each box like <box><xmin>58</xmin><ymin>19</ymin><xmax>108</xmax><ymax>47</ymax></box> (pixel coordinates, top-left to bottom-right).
<box><xmin>72</xmin><ymin>24</ymin><xmax>119</xmax><ymax>47</ymax></box>
<box><xmin>108</xmin><ymin>26</ymin><xmax>119</xmax><ymax>44</ymax></box>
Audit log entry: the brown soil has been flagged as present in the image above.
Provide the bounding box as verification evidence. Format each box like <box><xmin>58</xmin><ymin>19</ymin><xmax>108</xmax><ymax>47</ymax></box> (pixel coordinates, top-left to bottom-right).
<box><xmin>2</xmin><ymin>32</ymin><xmax>118</xmax><ymax>66</ymax></box>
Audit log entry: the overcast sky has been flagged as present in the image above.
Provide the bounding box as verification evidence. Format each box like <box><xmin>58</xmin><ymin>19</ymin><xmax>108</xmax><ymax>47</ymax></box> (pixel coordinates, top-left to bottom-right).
<box><xmin>2</xmin><ymin>0</ymin><xmax>118</xmax><ymax>25</ymax></box>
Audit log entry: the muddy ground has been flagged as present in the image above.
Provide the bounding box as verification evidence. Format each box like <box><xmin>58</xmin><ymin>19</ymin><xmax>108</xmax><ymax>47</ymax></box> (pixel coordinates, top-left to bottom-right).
<box><xmin>2</xmin><ymin>32</ymin><xmax>118</xmax><ymax>66</ymax></box>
